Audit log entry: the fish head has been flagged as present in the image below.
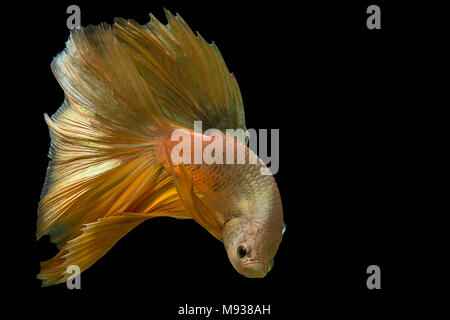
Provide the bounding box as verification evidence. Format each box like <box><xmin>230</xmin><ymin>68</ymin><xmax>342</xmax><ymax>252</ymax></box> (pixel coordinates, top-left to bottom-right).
<box><xmin>222</xmin><ymin>214</ymin><xmax>284</xmax><ymax>278</ymax></box>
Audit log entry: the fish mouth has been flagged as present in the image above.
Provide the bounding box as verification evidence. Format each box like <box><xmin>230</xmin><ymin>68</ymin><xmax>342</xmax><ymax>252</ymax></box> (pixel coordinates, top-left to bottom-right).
<box><xmin>241</xmin><ymin>269</ymin><xmax>267</xmax><ymax>278</ymax></box>
<box><xmin>267</xmin><ymin>260</ymin><xmax>274</xmax><ymax>272</ymax></box>
<box><xmin>239</xmin><ymin>260</ymin><xmax>274</xmax><ymax>278</ymax></box>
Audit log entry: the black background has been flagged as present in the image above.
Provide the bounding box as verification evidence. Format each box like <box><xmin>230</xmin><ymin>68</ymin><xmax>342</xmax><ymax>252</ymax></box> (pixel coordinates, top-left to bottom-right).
<box><xmin>11</xmin><ymin>0</ymin><xmax>431</xmax><ymax>317</ymax></box>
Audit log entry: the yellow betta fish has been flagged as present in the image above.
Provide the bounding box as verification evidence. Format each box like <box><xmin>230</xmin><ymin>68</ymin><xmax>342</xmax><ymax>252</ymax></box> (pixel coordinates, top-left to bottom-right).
<box><xmin>37</xmin><ymin>10</ymin><xmax>284</xmax><ymax>286</ymax></box>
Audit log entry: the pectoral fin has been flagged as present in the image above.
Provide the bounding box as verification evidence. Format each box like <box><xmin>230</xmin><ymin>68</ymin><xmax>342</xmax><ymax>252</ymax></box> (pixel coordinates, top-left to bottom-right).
<box><xmin>169</xmin><ymin>164</ymin><xmax>224</xmax><ymax>241</ymax></box>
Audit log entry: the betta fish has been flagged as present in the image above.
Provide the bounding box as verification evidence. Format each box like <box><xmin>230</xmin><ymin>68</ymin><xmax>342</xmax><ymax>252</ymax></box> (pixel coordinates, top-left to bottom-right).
<box><xmin>37</xmin><ymin>10</ymin><xmax>284</xmax><ymax>286</ymax></box>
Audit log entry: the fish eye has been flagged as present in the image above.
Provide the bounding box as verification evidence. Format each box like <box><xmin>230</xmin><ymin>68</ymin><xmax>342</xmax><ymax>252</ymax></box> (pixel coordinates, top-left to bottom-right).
<box><xmin>237</xmin><ymin>245</ymin><xmax>247</xmax><ymax>259</ymax></box>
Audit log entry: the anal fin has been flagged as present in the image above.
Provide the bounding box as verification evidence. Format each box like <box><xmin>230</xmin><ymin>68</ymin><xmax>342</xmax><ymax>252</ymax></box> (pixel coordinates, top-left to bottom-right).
<box><xmin>38</xmin><ymin>213</ymin><xmax>151</xmax><ymax>286</ymax></box>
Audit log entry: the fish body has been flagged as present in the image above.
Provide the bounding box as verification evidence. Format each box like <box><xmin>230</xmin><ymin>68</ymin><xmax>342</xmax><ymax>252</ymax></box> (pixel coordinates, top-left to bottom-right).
<box><xmin>157</xmin><ymin>131</ymin><xmax>284</xmax><ymax>277</ymax></box>
<box><xmin>37</xmin><ymin>10</ymin><xmax>284</xmax><ymax>286</ymax></box>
